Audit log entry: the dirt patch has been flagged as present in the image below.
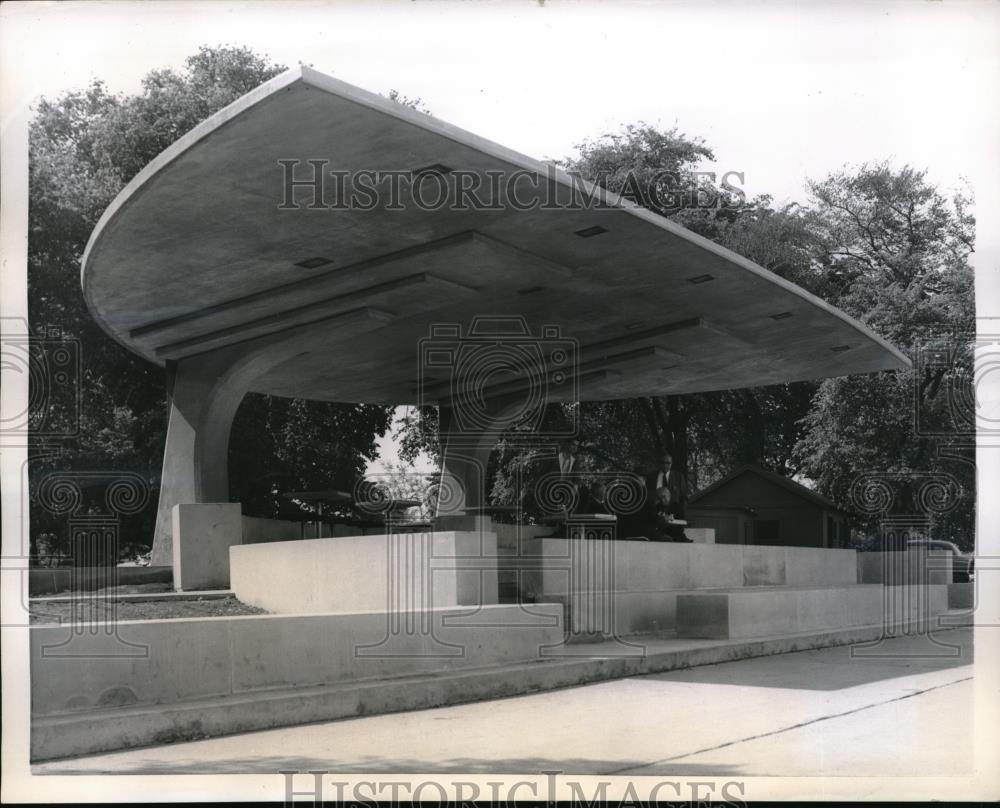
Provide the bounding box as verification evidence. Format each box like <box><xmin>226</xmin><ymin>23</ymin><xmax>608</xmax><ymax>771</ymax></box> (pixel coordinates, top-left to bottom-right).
<box><xmin>29</xmin><ymin>596</ymin><xmax>267</xmax><ymax>624</ymax></box>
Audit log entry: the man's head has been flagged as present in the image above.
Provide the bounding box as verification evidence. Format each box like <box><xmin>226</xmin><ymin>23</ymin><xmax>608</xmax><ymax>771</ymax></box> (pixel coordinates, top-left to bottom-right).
<box><xmin>558</xmin><ymin>436</ymin><xmax>579</xmax><ymax>455</ymax></box>
<box><xmin>660</xmin><ymin>452</ymin><xmax>673</xmax><ymax>472</ymax></box>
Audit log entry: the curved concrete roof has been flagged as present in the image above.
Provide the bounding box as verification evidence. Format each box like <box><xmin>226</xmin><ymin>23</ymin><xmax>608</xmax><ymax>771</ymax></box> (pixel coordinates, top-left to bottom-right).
<box><xmin>81</xmin><ymin>66</ymin><xmax>910</xmax><ymax>405</ymax></box>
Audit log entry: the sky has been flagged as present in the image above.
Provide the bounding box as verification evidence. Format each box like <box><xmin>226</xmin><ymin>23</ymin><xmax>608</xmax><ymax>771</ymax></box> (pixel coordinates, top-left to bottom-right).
<box><xmin>3</xmin><ymin>0</ymin><xmax>998</xmax><ymax>206</ymax></box>
<box><xmin>2</xmin><ymin>0</ymin><xmax>998</xmax><ymax>475</ymax></box>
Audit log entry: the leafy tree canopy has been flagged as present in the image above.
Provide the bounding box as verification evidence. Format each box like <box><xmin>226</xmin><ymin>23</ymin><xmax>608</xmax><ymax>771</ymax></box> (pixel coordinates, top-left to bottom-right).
<box><xmin>29</xmin><ymin>46</ymin><xmax>394</xmax><ymax>554</ymax></box>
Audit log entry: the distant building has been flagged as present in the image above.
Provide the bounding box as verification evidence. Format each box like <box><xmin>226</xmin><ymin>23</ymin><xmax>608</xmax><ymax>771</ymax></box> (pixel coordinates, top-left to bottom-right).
<box><xmin>687</xmin><ymin>465</ymin><xmax>853</xmax><ymax>548</ymax></box>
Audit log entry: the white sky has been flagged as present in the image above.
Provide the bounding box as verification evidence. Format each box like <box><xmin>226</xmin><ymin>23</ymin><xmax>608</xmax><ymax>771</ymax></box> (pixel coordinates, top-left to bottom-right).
<box><xmin>2</xmin><ymin>0</ymin><xmax>998</xmax><ymax>475</ymax></box>
<box><xmin>3</xmin><ymin>0</ymin><xmax>997</xmax><ymax>203</ymax></box>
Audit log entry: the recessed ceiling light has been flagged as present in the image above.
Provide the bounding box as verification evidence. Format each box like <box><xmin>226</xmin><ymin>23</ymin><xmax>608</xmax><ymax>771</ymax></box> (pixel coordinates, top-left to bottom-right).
<box><xmin>686</xmin><ymin>274</ymin><xmax>715</xmax><ymax>284</ymax></box>
<box><xmin>831</xmin><ymin>345</ymin><xmax>852</xmax><ymax>353</ymax></box>
<box><xmin>412</xmin><ymin>163</ymin><xmax>452</xmax><ymax>178</ymax></box>
<box><xmin>770</xmin><ymin>312</ymin><xmax>793</xmax><ymax>320</ymax></box>
<box><xmin>625</xmin><ymin>322</ymin><xmax>643</xmax><ymax>330</ymax></box>
<box><xmin>295</xmin><ymin>257</ymin><xmax>333</xmax><ymax>269</ymax></box>
<box><xmin>575</xmin><ymin>225</ymin><xmax>608</xmax><ymax>238</ymax></box>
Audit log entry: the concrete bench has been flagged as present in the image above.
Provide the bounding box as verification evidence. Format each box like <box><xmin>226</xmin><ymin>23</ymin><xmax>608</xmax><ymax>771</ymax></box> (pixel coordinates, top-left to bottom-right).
<box><xmin>675</xmin><ymin>584</ymin><xmax>950</xmax><ymax>639</ymax></box>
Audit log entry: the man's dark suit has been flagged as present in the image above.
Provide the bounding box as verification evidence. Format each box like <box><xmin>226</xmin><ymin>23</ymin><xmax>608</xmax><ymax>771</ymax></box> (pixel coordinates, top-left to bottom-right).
<box><xmin>619</xmin><ymin>466</ymin><xmax>689</xmax><ymax>541</ymax></box>
<box><xmin>527</xmin><ymin>449</ymin><xmax>599</xmax><ymax>523</ymax></box>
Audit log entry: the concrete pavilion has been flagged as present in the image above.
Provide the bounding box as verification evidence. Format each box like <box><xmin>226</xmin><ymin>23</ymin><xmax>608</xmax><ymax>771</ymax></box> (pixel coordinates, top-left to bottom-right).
<box><xmin>33</xmin><ymin>66</ymin><xmax>958</xmax><ymax>763</ymax></box>
<box><xmin>79</xmin><ymin>65</ymin><xmax>910</xmax><ymax>565</ymax></box>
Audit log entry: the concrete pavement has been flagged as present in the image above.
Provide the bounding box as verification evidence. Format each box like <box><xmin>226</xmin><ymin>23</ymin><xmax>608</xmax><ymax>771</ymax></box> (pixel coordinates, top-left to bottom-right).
<box><xmin>34</xmin><ymin>628</ymin><xmax>974</xmax><ymax>777</ymax></box>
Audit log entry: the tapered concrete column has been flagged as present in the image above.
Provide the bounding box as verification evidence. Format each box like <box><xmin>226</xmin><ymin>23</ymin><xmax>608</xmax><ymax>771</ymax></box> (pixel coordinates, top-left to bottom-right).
<box><xmin>435</xmin><ymin>397</ymin><xmax>526</xmax><ymax>522</ymax></box>
<box><xmin>150</xmin><ymin>308</ymin><xmax>393</xmax><ymax>565</ymax></box>
<box><xmin>151</xmin><ymin>350</ymin><xmax>270</xmax><ymax>565</ymax></box>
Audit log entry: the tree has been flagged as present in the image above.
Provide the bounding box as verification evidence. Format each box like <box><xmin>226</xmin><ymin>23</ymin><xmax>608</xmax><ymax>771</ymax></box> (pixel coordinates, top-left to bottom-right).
<box><xmin>28</xmin><ymin>46</ymin><xmax>394</xmax><ymax>556</ymax></box>
<box><xmin>793</xmin><ymin>164</ymin><xmax>975</xmax><ymax>548</ymax></box>
<box><xmin>396</xmin><ymin>139</ymin><xmax>975</xmax><ymax>549</ymax></box>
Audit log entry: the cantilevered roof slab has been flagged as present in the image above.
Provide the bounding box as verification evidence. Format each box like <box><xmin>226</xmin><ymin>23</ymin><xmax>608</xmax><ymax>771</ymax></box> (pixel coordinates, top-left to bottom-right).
<box><xmin>81</xmin><ymin>66</ymin><xmax>910</xmax><ymax>404</ymax></box>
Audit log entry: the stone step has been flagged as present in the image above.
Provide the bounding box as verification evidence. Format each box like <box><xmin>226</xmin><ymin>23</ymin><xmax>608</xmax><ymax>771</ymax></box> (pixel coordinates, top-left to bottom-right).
<box><xmin>538</xmin><ymin>583</ymin><xmax>888</xmax><ymax>638</ymax></box>
<box><xmin>676</xmin><ymin>584</ymin><xmax>951</xmax><ymax>640</ymax></box>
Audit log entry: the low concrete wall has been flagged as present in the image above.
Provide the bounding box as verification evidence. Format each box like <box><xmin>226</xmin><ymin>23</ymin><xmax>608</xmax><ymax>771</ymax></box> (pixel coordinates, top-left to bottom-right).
<box><xmin>676</xmin><ymin>583</ymin><xmax>950</xmax><ymax>639</ymax></box>
<box><xmin>28</xmin><ymin>566</ymin><xmax>172</xmax><ymax>596</ymax></box>
<box><xmin>521</xmin><ymin>541</ymin><xmax>858</xmax><ymax>599</ymax></box>
<box><xmin>858</xmin><ymin>551</ymin><xmax>953</xmax><ymax>586</ymax></box>
<box><xmin>515</xmin><ymin>541</ymin><xmax>859</xmax><ymax>635</ymax></box>
<box><xmin>31</xmin><ymin>614</ymin><xmax>965</xmax><ymax>763</ymax></box>
<box><xmin>231</xmin><ymin>531</ymin><xmax>499</xmax><ymax>614</ymax></box>
<box><xmin>29</xmin><ymin>604</ymin><xmax>563</xmax><ymax>722</ymax></box>
<box><xmin>492</xmin><ymin>522</ymin><xmax>555</xmax><ymax>551</ymax></box>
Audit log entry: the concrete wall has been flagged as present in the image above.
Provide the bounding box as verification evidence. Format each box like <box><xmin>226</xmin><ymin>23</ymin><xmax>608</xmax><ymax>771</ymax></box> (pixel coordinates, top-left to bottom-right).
<box><xmin>515</xmin><ymin>541</ymin><xmax>857</xmax><ymax>635</ymax></box>
<box><xmin>30</xmin><ymin>603</ymin><xmax>564</xmax><ymax>720</ymax></box>
<box><xmin>28</xmin><ymin>566</ymin><xmax>172</xmax><ymax>596</ymax></box>
<box><xmin>686</xmin><ymin>528</ymin><xmax>715</xmax><ymax>544</ymax></box>
<box><xmin>521</xmin><ymin>541</ymin><xmax>858</xmax><ymax>599</ymax></box>
<box><xmin>231</xmin><ymin>530</ymin><xmax>499</xmax><ymax>614</ymax></box>
<box><xmin>858</xmin><ymin>551</ymin><xmax>953</xmax><ymax>586</ymax></box>
<box><xmin>492</xmin><ymin>522</ymin><xmax>555</xmax><ymax>551</ymax></box>
<box><xmin>676</xmin><ymin>583</ymin><xmax>950</xmax><ymax>639</ymax></box>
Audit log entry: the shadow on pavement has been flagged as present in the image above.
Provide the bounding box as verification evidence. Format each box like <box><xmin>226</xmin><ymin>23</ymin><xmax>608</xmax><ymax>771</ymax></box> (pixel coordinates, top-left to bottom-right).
<box><xmin>641</xmin><ymin>628</ymin><xmax>973</xmax><ymax>691</ymax></box>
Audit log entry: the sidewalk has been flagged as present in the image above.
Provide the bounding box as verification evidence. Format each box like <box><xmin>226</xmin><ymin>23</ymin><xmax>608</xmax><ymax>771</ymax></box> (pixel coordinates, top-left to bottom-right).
<box><xmin>34</xmin><ymin>628</ymin><xmax>973</xmax><ymax>777</ymax></box>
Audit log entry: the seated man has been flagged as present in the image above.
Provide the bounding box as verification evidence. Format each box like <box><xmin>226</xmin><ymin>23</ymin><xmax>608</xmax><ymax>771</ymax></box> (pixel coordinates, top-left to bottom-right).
<box><xmin>532</xmin><ymin>437</ymin><xmax>603</xmax><ymax>536</ymax></box>
<box><xmin>619</xmin><ymin>452</ymin><xmax>692</xmax><ymax>542</ymax></box>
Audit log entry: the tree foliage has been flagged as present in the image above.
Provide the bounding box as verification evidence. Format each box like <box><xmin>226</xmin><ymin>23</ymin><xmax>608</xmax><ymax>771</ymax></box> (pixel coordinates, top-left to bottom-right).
<box><xmin>28</xmin><ymin>46</ymin><xmax>394</xmax><ymax>554</ymax></box>
<box><xmin>793</xmin><ymin>164</ymin><xmax>975</xmax><ymax>546</ymax></box>
<box><xmin>397</xmin><ymin>133</ymin><xmax>975</xmax><ymax>546</ymax></box>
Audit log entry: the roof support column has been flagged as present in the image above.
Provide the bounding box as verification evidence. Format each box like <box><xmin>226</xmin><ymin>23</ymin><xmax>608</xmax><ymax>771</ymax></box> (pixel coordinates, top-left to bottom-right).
<box><xmin>150</xmin><ymin>354</ymin><xmax>251</xmax><ymax>565</ymax></box>
<box><xmin>435</xmin><ymin>395</ymin><xmax>527</xmax><ymax>522</ymax></box>
<box><xmin>149</xmin><ymin>308</ymin><xmax>394</xmax><ymax>565</ymax></box>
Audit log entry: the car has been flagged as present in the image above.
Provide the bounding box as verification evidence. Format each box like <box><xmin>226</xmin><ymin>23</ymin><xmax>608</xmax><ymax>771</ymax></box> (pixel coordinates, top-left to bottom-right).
<box><xmin>906</xmin><ymin>539</ymin><xmax>974</xmax><ymax>583</ymax></box>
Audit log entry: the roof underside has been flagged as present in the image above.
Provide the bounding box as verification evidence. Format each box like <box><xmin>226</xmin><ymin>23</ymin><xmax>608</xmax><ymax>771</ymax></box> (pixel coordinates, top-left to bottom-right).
<box><xmin>81</xmin><ymin>66</ymin><xmax>911</xmax><ymax>405</ymax></box>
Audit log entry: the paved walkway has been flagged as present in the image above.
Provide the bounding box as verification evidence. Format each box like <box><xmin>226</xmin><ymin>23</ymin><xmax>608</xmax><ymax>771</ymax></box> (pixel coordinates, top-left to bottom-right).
<box><xmin>35</xmin><ymin>628</ymin><xmax>974</xmax><ymax>777</ymax></box>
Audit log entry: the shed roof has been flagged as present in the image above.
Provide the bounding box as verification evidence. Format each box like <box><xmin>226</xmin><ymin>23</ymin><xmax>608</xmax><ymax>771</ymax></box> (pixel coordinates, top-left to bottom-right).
<box><xmin>688</xmin><ymin>464</ymin><xmax>852</xmax><ymax>514</ymax></box>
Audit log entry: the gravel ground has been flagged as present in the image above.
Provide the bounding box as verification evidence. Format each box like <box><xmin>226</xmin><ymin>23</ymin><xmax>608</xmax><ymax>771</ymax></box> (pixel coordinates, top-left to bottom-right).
<box><xmin>29</xmin><ymin>596</ymin><xmax>267</xmax><ymax>624</ymax></box>
<box><xmin>45</xmin><ymin>581</ymin><xmax>174</xmax><ymax>597</ymax></box>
